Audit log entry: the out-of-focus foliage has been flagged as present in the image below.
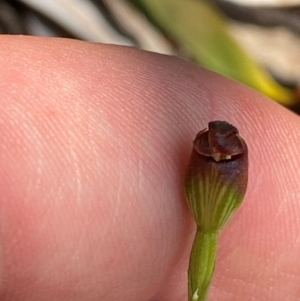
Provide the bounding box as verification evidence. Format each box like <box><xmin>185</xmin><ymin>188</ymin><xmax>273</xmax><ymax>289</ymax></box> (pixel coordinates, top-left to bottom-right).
<box><xmin>128</xmin><ymin>0</ymin><xmax>296</xmax><ymax>106</ymax></box>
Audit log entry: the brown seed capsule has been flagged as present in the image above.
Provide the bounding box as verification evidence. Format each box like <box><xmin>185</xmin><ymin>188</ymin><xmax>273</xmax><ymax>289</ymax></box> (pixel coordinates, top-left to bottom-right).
<box><xmin>185</xmin><ymin>121</ymin><xmax>248</xmax><ymax>301</ymax></box>
<box><xmin>185</xmin><ymin>120</ymin><xmax>248</xmax><ymax>232</ymax></box>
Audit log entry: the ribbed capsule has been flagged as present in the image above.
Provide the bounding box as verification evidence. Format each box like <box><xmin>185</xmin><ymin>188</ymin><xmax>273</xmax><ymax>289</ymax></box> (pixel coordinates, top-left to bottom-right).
<box><xmin>185</xmin><ymin>121</ymin><xmax>248</xmax><ymax>301</ymax></box>
<box><xmin>185</xmin><ymin>120</ymin><xmax>248</xmax><ymax>232</ymax></box>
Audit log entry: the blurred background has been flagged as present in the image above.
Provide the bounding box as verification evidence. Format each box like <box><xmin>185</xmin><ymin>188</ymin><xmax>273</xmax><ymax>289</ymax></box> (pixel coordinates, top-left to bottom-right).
<box><xmin>2</xmin><ymin>0</ymin><xmax>300</xmax><ymax>112</ymax></box>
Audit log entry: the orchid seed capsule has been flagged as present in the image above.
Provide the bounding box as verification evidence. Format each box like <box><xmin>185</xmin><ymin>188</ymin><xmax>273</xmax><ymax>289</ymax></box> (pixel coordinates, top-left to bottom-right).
<box><xmin>185</xmin><ymin>121</ymin><xmax>248</xmax><ymax>301</ymax></box>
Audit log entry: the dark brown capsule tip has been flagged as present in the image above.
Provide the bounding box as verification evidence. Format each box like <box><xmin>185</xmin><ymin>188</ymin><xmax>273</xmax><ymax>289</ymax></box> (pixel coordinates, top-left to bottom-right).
<box><xmin>193</xmin><ymin>121</ymin><xmax>245</xmax><ymax>162</ymax></box>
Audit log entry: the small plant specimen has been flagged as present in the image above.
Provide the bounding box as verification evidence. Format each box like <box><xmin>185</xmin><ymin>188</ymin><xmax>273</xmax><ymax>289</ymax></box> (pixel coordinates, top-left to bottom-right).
<box><xmin>185</xmin><ymin>121</ymin><xmax>248</xmax><ymax>301</ymax></box>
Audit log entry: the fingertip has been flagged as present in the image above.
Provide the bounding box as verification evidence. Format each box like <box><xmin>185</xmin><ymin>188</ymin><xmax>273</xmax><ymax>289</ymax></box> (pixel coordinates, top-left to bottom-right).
<box><xmin>0</xmin><ymin>36</ymin><xmax>299</xmax><ymax>301</ymax></box>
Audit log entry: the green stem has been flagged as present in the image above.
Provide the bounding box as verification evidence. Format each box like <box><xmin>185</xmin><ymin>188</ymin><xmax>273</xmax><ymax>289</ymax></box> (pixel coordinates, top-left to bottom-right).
<box><xmin>188</xmin><ymin>230</ymin><xmax>219</xmax><ymax>301</ymax></box>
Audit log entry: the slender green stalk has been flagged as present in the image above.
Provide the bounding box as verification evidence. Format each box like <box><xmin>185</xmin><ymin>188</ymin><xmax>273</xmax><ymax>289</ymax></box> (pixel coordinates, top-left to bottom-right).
<box><xmin>188</xmin><ymin>230</ymin><xmax>218</xmax><ymax>301</ymax></box>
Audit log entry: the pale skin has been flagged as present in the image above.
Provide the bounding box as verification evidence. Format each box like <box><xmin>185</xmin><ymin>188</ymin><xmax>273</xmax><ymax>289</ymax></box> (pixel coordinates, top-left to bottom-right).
<box><xmin>0</xmin><ymin>35</ymin><xmax>299</xmax><ymax>301</ymax></box>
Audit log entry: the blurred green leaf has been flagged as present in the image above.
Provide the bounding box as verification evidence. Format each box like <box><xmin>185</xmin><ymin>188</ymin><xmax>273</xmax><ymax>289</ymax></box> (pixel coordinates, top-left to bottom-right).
<box><xmin>129</xmin><ymin>0</ymin><xmax>296</xmax><ymax>105</ymax></box>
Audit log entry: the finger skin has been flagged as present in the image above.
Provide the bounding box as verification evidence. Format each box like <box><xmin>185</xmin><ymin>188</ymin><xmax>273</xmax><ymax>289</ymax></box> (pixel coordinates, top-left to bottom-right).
<box><xmin>0</xmin><ymin>35</ymin><xmax>299</xmax><ymax>301</ymax></box>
